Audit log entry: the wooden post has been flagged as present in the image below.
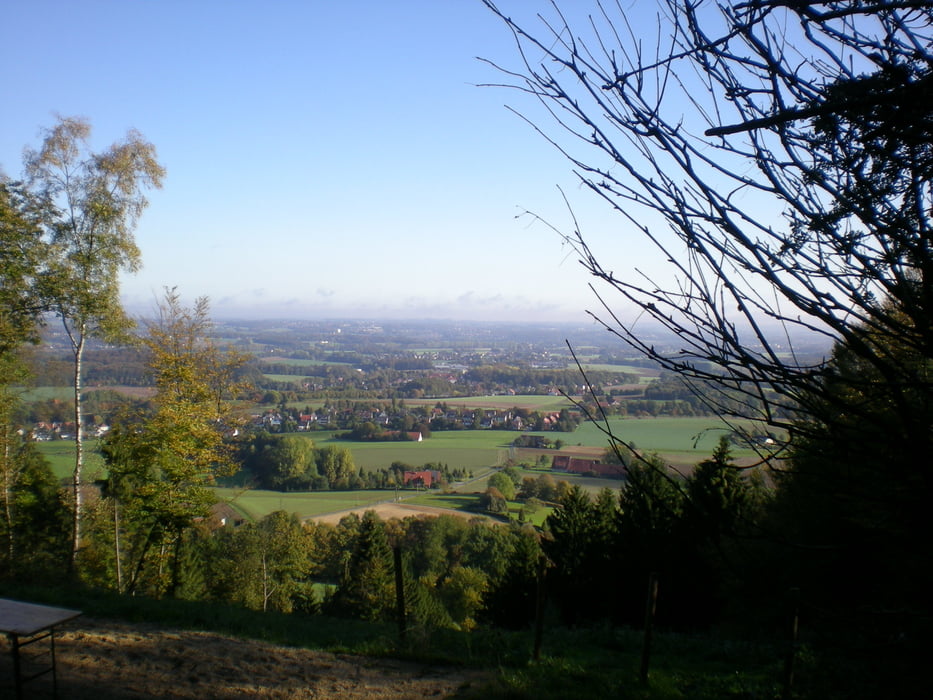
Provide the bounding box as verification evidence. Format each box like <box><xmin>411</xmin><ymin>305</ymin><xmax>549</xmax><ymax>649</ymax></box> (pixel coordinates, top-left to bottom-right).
<box><xmin>533</xmin><ymin>556</ymin><xmax>546</xmax><ymax>661</ymax></box>
<box><xmin>640</xmin><ymin>572</ymin><xmax>659</xmax><ymax>684</ymax></box>
<box><xmin>782</xmin><ymin>587</ymin><xmax>800</xmax><ymax>700</ymax></box>
<box><xmin>393</xmin><ymin>546</ymin><xmax>407</xmax><ymax>643</ymax></box>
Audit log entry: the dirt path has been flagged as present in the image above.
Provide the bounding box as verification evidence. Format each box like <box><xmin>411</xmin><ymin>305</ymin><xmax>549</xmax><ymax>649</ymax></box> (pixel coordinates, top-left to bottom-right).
<box><xmin>0</xmin><ymin>617</ymin><xmax>491</xmax><ymax>699</ymax></box>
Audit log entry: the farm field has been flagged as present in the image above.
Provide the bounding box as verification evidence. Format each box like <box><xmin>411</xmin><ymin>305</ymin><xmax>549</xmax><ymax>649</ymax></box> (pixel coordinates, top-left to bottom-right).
<box><xmin>221</xmin><ymin>460</ymin><xmax>616</xmax><ymax>525</ymax></box>
<box><xmin>261</xmin><ymin>374</ymin><xmax>307</xmax><ymax>384</ymax></box>
<box><xmin>403</xmin><ymin>394</ymin><xmax>574</xmax><ymax>411</ymax></box>
<box><xmin>566</xmin><ymin>416</ymin><xmax>777</xmax><ymax>469</ymax></box>
<box><xmin>14</xmin><ymin>386</ymin><xmax>75</xmax><ymax>402</ymax></box>
<box><xmin>308</xmin><ymin>429</ymin><xmax>517</xmax><ymax>471</ymax></box>
<box><xmin>218</xmin><ymin>486</ymin><xmax>508</xmax><ymax>526</ymax></box>
<box><xmin>580</xmin><ymin>363</ymin><xmax>661</xmax><ymax>379</ymax></box>
<box><xmin>220</xmin><ymin>482</ymin><xmax>556</xmax><ymax>527</ymax></box>
<box><xmin>258</xmin><ymin>357</ymin><xmax>351</xmax><ymax>367</ymax></box>
<box><xmin>16</xmin><ymin>385</ymin><xmax>156</xmax><ymax>402</ymax></box>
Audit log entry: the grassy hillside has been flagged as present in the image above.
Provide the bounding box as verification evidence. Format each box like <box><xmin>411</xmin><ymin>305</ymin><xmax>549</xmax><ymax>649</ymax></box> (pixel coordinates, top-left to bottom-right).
<box><xmin>0</xmin><ymin>580</ymin><xmax>788</xmax><ymax>700</ymax></box>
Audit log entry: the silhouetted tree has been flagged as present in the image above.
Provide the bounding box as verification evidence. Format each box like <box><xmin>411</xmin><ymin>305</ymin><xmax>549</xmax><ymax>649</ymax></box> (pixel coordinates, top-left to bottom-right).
<box><xmin>484</xmin><ymin>2</ymin><xmax>933</xmax><ymax>690</ymax></box>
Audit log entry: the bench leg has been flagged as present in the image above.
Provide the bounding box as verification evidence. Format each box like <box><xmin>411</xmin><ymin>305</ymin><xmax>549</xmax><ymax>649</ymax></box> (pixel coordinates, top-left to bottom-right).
<box><xmin>9</xmin><ymin>632</ymin><xmax>23</xmax><ymax>700</ymax></box>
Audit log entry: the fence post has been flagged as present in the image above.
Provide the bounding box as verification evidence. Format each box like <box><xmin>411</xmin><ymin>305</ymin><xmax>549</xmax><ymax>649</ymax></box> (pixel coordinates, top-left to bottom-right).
<box><xmin>640</xmin><ymin>572</ymin><xmax>659</xmax><ymax>683</ymax></box>
<box><xmin>533</xmin><ymin>555</ymin><xmax>546</xmax><ymax>661</ymax></box>
<box><xmin>393</xmin><ymin>545</ymin><xmax>407</xmax><ymax>643</ymax></box>
<box><xmin>782</xmin><ymin>587</ymin><xmax>800</xmax><ymax>700</ymax></box>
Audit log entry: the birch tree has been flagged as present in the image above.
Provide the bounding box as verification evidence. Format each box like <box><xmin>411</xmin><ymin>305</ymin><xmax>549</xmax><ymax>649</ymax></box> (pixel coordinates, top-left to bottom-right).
<box><xmin>24</xmin><ymin>116</ymin><xmax>165</xmax><ymax>566</ymax></box>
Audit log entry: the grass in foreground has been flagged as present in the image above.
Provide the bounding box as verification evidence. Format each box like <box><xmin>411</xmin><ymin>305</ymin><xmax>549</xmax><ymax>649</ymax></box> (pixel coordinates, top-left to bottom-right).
<box><xmin>0</xmin><ymin>581</ymin><xmax>787</xmax><ymax>699</ymax></box>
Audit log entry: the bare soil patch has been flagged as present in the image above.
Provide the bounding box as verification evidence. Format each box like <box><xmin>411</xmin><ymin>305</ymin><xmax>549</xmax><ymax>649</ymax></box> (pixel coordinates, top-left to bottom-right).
<box><xmin>0</xmin><ymin>617</ymin><xmax>491</xmax><ymax>699</ymax></box>
<box><xmin>312</xmin><ymin>503</ymin><xmax>484</xmax><ymax>526</ymax></box>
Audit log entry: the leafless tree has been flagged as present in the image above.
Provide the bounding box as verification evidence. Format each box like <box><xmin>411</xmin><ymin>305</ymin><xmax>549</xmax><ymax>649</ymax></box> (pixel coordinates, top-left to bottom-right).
<box><xmin>481</xmin><ymin>0</ymin><xmax>933</xmax><ymax>458</ymax></box>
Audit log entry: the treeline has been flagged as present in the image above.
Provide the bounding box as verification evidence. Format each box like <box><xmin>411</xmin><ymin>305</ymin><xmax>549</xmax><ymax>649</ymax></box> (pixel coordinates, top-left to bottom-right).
<box><xmin>191</xmin><ymin>509</ymin><xmax>541</xmax><ymax>629</ymax></box>
<box><xmin>14</xmin><ymin>390</ymin><xmax>148</xmax><ymax>427</ymax></box>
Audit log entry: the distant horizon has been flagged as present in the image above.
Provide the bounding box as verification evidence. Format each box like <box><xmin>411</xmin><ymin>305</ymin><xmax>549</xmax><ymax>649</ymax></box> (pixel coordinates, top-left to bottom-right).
<box><xmin>118</xmin><ymin>289</ymin><xmax>610</xmax><ymax>327</ymax></box>
<box><xmin>113</xmin><ymin>302</ymin><xmax>833</xmax><ymax>350</ymax></box>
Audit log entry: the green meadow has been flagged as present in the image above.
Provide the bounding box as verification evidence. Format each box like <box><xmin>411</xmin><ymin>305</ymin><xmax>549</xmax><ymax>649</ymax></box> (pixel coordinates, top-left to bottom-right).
<box><xmin>13</xmin><ymin>386</ymin><xmax>74</xmax><ymax>402</ymax></box>
<box><xmin>568</xmin><ymin>416</ymin><xmax>774</xmax><ymax>463</ymax></box>
<box><xmin>36</xmin><ymin>439</ymin><xmax>106</xmax><ymax>481</ymax></box>
<box><xmin>571</xmin><ymin>416</ymin><xmax>734</xmax><ymax>451</ymax></box>
<box><xmin>407</xmin><ymin>492</ymin><xmax>554</xmax><ymax>528</ymax></box>
<box><xmin>406</xmin><ymin>491</ymin><xmax>482</xmax><ymax>513</ymax></box>
<box><xmin>258</xmin><ymin>357</ymin><xmax>351</xmax><ymax>367</ymax></box>
<box><xmin>308</xmin><ymin>429</ymin><xmax>517</xmax><ymax>471</ymax></box>
<box><xmin>261</xmin><ymin>374</ymin><xmax>308</xmax><ymax>384</ymax></box>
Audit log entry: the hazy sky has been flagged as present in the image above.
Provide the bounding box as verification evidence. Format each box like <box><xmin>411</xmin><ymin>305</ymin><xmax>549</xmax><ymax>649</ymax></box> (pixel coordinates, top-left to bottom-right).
<box><xmin>2</xmin><ymin>1</ymin><xmax>662</xmax><ymax>323</ymax></box>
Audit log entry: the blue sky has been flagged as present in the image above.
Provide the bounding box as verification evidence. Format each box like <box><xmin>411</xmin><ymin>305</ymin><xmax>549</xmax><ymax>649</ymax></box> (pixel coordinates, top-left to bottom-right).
<box><xmin>2</xmin><ymin>1</ymin><xmax>661</xmax><ymax>323</ymax></box>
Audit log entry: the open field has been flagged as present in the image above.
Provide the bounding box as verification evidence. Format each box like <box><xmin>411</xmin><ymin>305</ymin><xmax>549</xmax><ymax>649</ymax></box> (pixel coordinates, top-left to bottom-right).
<box><xmin>403</xmin><ymin>394</ymin><xmax>574</xmax><ymax>411</ymax></box>
<box><xmin>217</xmin><ymin>461</ymin><xmax>615</xmax><ymax>524</ymax></box>
<box><xmin>567</xmin><ymin>416</ymin><xmax>778</xmax><ymax>470</ymax></box>
<box><xmin>261</xmin><ymin>373</ymin><xmax>308</xmax><ymax>384</ymax></box>
<box><xmin>406</xmin><ymin>491</ymin><xmax>483</xmax><ymax>513</ymax></box>
<box><xmin>36</xmin><ymin>439</ymin><xmax>106</xmax><ymax>481</ymax></box>
<box><xmin>580</xmin><ymin>363</ymin><xmax>661</xmax><ymax>379</ymax></box>
<box><xmin>310</xmin><ymin>429</ymin><xmax>517</xmax><ymax>471</ymax></box>
<box><xmin>258</xmin><ymin>357</ymin><xmax>351</xmax><ymax>367</ymax></box>
<box><xmin>217</xmin><ymin>487</ymin><xmax>506</xmax><ymax>526</ymax></box>
<box><xmin>14</xmin><ymin>386</ymin><xmax>75</xmax><ymax>401</ymax></box>
<box><xmin>312</xmin><ymin>501</ymin><xmax>492</xmax><ymax>526</ymax></box>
